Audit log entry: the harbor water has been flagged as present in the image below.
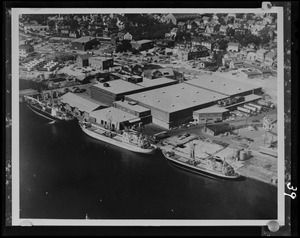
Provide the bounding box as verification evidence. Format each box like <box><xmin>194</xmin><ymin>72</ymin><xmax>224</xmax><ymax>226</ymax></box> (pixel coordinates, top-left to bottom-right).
<box><xmin>19</xmin><ymin>101</ymin><xmax>277</xmax><ymax>220</ymax></box>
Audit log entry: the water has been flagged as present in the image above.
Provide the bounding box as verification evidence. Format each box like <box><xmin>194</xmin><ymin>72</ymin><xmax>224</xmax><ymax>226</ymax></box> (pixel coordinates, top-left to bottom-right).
<box><xmin>20</xmin><ymin>102</ymin><xmax>277</xmax><ymax>220</ymax></box>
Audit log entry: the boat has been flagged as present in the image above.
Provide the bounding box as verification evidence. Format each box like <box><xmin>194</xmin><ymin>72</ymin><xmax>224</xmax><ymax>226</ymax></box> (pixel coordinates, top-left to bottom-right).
<box><xmin>79</xmin><ymin>121</ymin><xmax>157</xmax><ymax>154</ymax></box>
<box><xmin>24</xmin><ymin>95</ymin><xmax>74</xmax><ymax>122</ymax></box>
<box><xmin>162</xmin><ymin>143</ymin><xmax>240</xmax><ymax>179</ymax></box>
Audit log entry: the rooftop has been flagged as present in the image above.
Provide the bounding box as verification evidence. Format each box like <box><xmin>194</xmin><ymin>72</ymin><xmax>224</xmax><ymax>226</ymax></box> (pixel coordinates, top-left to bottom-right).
<box><xmin>126</xmin><ymin>83</ymin><xmax>227</xmax><ymax>113</ymax></box>
<box><xmin>90</xmin><ymin>107</ymin><xmax>138</xmax><ymax>123</ymax></box>
<box><xmin>184</xmin><ymin>74</ymin><xmax>261</xmax><ymax>96</ymax></box>
<box><xmin>60</xmin><ymin>92</ymin><xmax>104</xmax><ymax>113</ymax></box>
<box><xmin>92</xmin><ymin>80</ymin><xmax>144</xmax><ymax>95</ymax></box>
<box><xmin>72</xmin><ymin>36</ymin><xmax>97</xmax><ymax>43</ymax></box>
<box><xmin>136</xmin><ymin>39</ymin><xmax>153</xmax><ymax>44</ymax></box>
<box><xmin>114</xmin><ymin>100</ymin><xmax>151</xmax><ymax>113</ymax></box>
<box><xmin>227</xmin><ymin>42</ymin><xmax>240</xmax><ymax>47</ymax></box>
<box><xmin>136</xmin><ymin>77</ymin><xmax>176</xmax><ymax>88</ymax></box>
<box><xmin>89</xmin><ymin>56</ymin><xmax>113</xmax><ymax>61</ymax></box>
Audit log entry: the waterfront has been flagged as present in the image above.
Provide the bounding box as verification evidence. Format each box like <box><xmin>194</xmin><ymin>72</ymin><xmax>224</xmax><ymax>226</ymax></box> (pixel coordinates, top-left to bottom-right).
<box><xmin>20</xmin><ymin>103</ymin><xmax>277</xmax><ymax>220</ymax></box>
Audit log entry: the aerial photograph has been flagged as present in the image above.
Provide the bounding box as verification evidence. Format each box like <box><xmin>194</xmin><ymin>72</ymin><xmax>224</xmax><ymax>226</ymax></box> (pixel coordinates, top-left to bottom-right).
<box><xmin>14</xmin><ymin>11</ymin><xmax>281</xmax><ymax>221</ymax></box>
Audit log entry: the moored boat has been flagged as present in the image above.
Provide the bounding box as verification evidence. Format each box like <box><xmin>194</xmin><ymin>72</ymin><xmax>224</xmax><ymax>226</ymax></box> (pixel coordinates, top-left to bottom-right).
<box><xmin>79</xmin><ymin>121</ymin><xmax>157</xmax><ymax>154</ymax></box>
<box><xmin>24</xmin><ymin>95</ymin><xmax>74</xmax><ymax>122</ymax></box>
<box><xmin>162</xmin><ymin>148</ymin><xmax>241</xmax><ymax>180</ymax></box>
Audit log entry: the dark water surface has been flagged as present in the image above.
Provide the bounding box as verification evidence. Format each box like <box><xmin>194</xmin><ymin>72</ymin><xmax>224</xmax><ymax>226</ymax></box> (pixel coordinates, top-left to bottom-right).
<box><xmin>20</xmin><ymin>103</ymin><xmax>277</xmax><ymax>220</ymax></box>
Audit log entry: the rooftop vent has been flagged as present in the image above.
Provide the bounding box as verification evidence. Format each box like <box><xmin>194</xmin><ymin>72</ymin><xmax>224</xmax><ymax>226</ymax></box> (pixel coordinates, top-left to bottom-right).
<box><xmin>181</xmin><ymin>87</ymin><xmax>184</xmax><ymax>89</ymax></box>
<box><xmin>143</xmin><ymin>95</ymin><xmax>146</xmax><ymax>97</ymax></box>
<box><xmin>172</xmin><ymin>104</ymin><xmax>175</xmax><ymax>107</ymax></box>
<box><xmin>238</xmin><ymin>88</ymin><xmax>241</xmax><ymax>90</ymax></box>
<box><xmin>162</xmin><ymin>91</ymin><xmax>165</xmax><ymax>93</ymax></box>
<box><xmin>157</xmin><ymin>100</ymin><xmax>160</xmax><ymax>102</ymax></box>
<box><xmin>210</xmin><ymin>80</ymin><xmax>213</xmax><ymax>82</ymax></box>
<box><xmin>176</xmin><ymin>95</ymin><xmax>179</xmax><ymax>97</ymax></box>
<box><xmin>223</xmin><ymin>83</ymin><xmax>226</xmax><ymax>86</ymax></box>
<box><xmin>192</xmin><ymin>100</ymin><xmax>196</xmax><ymax>102</ymax></box>
<box><xmin>196</xmin><ymin>91</ymin><xmax>199</xmax><ymax>93</ymax></box>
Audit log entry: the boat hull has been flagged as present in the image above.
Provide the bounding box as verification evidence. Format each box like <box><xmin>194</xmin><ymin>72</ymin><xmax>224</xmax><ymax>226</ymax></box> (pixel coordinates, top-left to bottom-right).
<box><xmin>26</xmin><ymin>103</ymin><xmax>73</xmax><ymax>122</ymax></box>
<box><xmin>163</xmin><ymin>151</ymin><xmax>241</xmax><ymax>180</ymax></box>
<box><xmin>80</xmin><ymin>123</ymin><xmax>156</xmax><ymax>154</ymax></box>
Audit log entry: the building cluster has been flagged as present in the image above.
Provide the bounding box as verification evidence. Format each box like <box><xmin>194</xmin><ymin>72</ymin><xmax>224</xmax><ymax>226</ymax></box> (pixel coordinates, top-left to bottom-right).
<box><xmin>20</xmin><ymin>58</ymin><xmax>45</xmax><ymax>72</ymax></box>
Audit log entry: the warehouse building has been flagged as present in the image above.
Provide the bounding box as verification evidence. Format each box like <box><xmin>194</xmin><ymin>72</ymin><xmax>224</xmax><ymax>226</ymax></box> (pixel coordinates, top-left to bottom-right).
<box><xmin>184</xmin><ymin>75</ymin><xmax>262</xmax><ymax>97</ymax></box>
<box><xmin>58</xmin><ymin>92</ymin><xmax>106</xmax><ymax>121</ymax></box>
<box><xmin>90</xmin><ymin>80</ymin><xmax>145</xmax><ymax>105</ymax></box>
<box><xmin>114</xmin><ymin>100</ymin><xmax>152</xmax><ymax>124</ymax></box>
<box><xmin>71</xmin><ymin>36</ymin><xmax>98</xmax><ymax>51</ymax></box>
<box><xmin>193</xmin><ymin>106</ymin><xmax>230</xmax><ymax>124</ymax></box>
<box><xmin>89</xmin><ymin>56</ymin><xmax>114</xmax><ymax>70</ymax></box>
<box><xmin>131</xmin><ymin>39</ymin><xmax>154</xmax><ymax>51</ymax></box>
<box><xmin>90</xmin><ymin>77</ymin><xmax>176</xmax><ymax>106</ymax></box>
<box><xmin>89</xmin><ymin>107</ymin><xmax>141</xmax><ymax>131</ymax></box>
<box><xmin>125</xmin><ymin>83</ymin><xmax>228</xmax><ymax>129</ymax></box>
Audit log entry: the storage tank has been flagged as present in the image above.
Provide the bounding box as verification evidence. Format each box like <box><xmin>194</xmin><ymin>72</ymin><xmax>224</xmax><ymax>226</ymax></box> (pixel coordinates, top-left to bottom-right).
<box><xmin>239</xmin><ymin>150</ymin><xmax>247</xmax><ymax>161</ymax></box>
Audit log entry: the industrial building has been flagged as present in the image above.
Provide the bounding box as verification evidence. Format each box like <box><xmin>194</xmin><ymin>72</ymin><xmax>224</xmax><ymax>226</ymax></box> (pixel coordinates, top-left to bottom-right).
<box><xmin>131</xmin><ymin>40</ymin><xmax>154</xmax><ymax>51</ymax></box>
<box><xmin>193</xmin><ymin>106</ymin><xmax>230</xmax><ymax>124</ymax></box>
<box><xmin>90</xmin><ymin>80</ymin><xmax>145</xmax><ymax>105</ymax></box>
<box><xmin>125</xmin><ymin>83</ymin><xmax>228</xmax><ymax>129</ymax></box>
<box><xmin>177</xmin><ymin>48</ymin><xmax>209</xmax><ymax>61</ymax></box>
<box><xmin>90</xmin><ymin>77</ymin><xmax>177</xmax><ymax>106</ymax></box>
<box><xmin>89</xmin><ymin>107</ymin><xmax>141</xmax><ymax>131</ymax></box>
<box><xmin>71</xmin><ymin>36</ymin><xmax>98</xmax><ymax>51</ymax></box>
<box><xmin>76</xmin><ymin>54</ymin><xmax>93</xmax><ymax>67</ymax></box>
<box><xmin>114</xmin><ymin>100</ymin><xmax>152</xmax><ymax>124</ymax></box>
<box><xmin>184</xmin><ymin>75</ymin><xmax>262</xmax><ymax>97</ymax></box>
<box><xmin>89</xmin><ymin>56</ymin><xmax>114</xmax><ymax>70</ymax></box>
<box><xmin>59</xmin><ymin>92</ymin><xmax>106</xmax><ymax>121</ymax></box>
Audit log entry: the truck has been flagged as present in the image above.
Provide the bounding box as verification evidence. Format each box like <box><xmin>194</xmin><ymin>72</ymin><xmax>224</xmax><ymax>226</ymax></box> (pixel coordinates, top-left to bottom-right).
<box><xmin>248</xmin><ymin>103</ymin><xmax>262</xmax><ymax>111</ymax></box>
<box><xmin>237</xmin><ymin>106</ymin><xmax>251</xmax><ymax>115</ymax></box>
<box><xmin>244</xmin><ymin>104</ymin><xmax>257</xmax><ymax>112</ymax></box>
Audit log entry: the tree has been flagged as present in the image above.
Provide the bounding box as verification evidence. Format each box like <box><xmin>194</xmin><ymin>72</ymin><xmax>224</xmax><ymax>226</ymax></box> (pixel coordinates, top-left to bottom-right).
<box><xmin>259</xmin><ymin>27</ymin><xmax>272</xmax><ymax>45</ymax></box>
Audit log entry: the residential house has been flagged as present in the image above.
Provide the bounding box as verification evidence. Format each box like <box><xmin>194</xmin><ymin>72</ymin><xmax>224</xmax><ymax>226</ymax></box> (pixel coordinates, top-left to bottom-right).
<box><xmin>246</xmin><ymin>20</ymin><xmax>255</xmax><ymax>29</ymax></box>
<box><xmin>246</xmin><ymin>51</ymin><xmax>257</xmax><ymax>62</ymax></box>
<box><xmin>219</xmin><ymin>25</ymin><xmax>228</xmax><ymax>35</ymax></box>
<box><xmin>264</xmin><ymin>15</ymin><xmax>274</xmax><ymax>24</ymax></box>
<box><xmin>177</xmin><ymin>48</ymin><xmax>209</xmax><ymax>61</ymax></box>
<box><xmin>177</xmin><ymin>21</ymin><xmax>186</xmax><ymax>30</ymax></box>
<box><xmin>76</xmin><ymin>54</ymin><xmax>93</xmax><ymax>67</ymax></box>
<box><xmin>256</xmin><ymin>49</ymin><xmax>268</xmax><ymax>63</ymax></box>
<box><xmin>264</xmin><ymin>52</ymin><xmax>277</xmax><ymax>66</ymax></box>
<box><xmin>234</xmin><ymin>28</ymin><xmax>250</xmax><ymax>36</ymax></box>
<box><xmin>202</xmin><ymin>16</ymin><xmax>211</xmax><ymax>24</ymax></box>
<box><xmin>201</xmin><ymin>41</ymin><xmax>219</xmax><ymax>51</ymax></box>
<box><xmin>19</xmin><ymin>44</ymin><xmax>34</xmax><ymax>58</ymax></box>
<box><xmin>69</xmin><ymin>30</ymin><xmax>80</xmax><ymax>38</ymax></box>
<box><xmin>186</xmin><ymin>20</ymin><xmax>198</xmax><ymax>30</ymax></box>
<box><xmin>227</xmin><ymin>42</ymin><xmax>240</xmax><ymax>52</ymax></box>
<box><xmin>205</xmin><ymin>24</ymin><xmax>215</xmax><ymax>34</ymax></box>
<box><xmin>162</xmin><ymin>13</ymin><xmax>201</xmax><ymax>25</ymax></box>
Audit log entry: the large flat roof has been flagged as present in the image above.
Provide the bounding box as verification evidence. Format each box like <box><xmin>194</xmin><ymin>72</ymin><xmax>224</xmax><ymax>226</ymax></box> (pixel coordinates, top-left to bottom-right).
<box><xmin>60</xmin><ymin>92</ymin><xmax>103</xmax><ymax>113</ymax></box>
<box><xmin>90</xmin><ymin>107</ymin><xmax>138</xmax><ymax>123</ymax></box>
<box><xmin>137</xmin><ymin>77</ymin><xmax>176</xmax><ymax>88</ymax></box>
<box><xmin>92</xmin><ymin>80</ymin><xmax>144</xmax><ymax>95</ymax></box>
<box><xmin>114</xmin><ymin>100</ymin><xmax>151</xmax><ymax>113</ymax></box>
<box><xmin>126</xmin><ymin>83</ymin><xmax>228</xmax><ymax>113</ymax></box>
<box><xmin>184</xmin><ymin>74</ymin><xmax>261</xmax><ymax>96</ymax></box>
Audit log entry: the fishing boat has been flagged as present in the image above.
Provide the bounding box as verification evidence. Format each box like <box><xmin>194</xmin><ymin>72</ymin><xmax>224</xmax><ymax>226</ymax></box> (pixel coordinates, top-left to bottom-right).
<box><xmin>79</xmin><ymin>120</ymin><xmax>157</xmax><ymax>154</ymax></box>
<box><xmin>162</xmin><ymin>143</ymin><xmax>240</xmax><ymax>179</ymax></box>
<box><xmin>24</xmin><ymin>95</ymin><xmax>74</xmax><ymax>122</ymax></box>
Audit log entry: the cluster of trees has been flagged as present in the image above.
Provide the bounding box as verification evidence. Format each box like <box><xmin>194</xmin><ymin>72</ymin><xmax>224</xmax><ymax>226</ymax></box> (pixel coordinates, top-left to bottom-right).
<box><xmin>121</xmin><ymin>14</ymin><xmax>174</xmax><ymax>40</ymax></box>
